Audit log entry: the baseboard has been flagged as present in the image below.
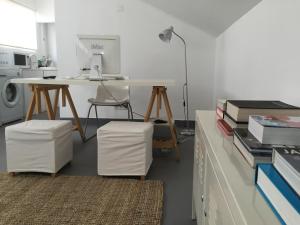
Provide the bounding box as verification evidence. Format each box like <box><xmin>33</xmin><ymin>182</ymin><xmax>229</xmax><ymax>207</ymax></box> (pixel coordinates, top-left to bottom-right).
<box><xmin>62</xmin><ymin>117</ymin><xmax>195</xmax><ymax>128</ymax></box>
<box><xmin>174</xmin><ymin>120</ymin><xmax>195</xmax><ymax>128</ymax></box>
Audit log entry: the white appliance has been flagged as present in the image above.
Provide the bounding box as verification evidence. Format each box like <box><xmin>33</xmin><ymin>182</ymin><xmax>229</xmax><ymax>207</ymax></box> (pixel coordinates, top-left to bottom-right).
<box><xmin>0</xmin><ymin>69</ymin><xmax>24</xmax><ymax>126</ymax></box>
<box><xmin>29</xmin><ymin>54</ymin><xmax>38</xmax><ymax>69</ymax></box>
<box><xmin>0</xmin><ymin>49</ymin><xmax>30</xmax><ymax>68</ymax></box>
<box><xmin>76</xmin><ymin>35</ymin><xmax>120</xmax><ymax>77</ymax></box>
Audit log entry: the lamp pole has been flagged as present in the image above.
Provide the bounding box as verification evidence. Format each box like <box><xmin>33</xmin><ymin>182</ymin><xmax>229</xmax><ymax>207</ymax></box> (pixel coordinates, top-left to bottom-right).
<box><xmin>159</xmin><ymin>26</ymin><xmax>194</xmax><ymax>136</ymax></box>
<box><xmin>172</xmin><ymin>31</ymin><xmax>194</xmax><ymax>136</ymax></box>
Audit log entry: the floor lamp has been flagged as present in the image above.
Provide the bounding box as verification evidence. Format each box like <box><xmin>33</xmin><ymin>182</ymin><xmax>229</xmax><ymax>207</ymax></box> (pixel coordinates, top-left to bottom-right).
<box><xmin>159</xmin><ymin>26</ymin><xmax>194</xmax><ymax>136</ymax></box>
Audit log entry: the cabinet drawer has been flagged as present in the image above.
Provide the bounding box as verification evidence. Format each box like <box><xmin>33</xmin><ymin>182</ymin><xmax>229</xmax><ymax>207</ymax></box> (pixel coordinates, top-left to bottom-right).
<box><xmin>195</xmin><ymin>124</ymin><xmax>206</xmax><ymax>184</ymax></box>
<box><xmin>204</xmin><ymin>155</ymin><xmax>236</xmax><ymax>225</ymax></box>
<box><xmin>193</xmin><ymin>122</ymin><xmax>207</xmax><ymax>224</ymax></box>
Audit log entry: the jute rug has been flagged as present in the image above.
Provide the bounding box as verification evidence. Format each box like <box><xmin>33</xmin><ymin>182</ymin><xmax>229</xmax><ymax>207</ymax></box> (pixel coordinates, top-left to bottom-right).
<box><xmin>0</xmin><ymin>174</ymin><xmax>163</xmax><ymax>225</ymax></box>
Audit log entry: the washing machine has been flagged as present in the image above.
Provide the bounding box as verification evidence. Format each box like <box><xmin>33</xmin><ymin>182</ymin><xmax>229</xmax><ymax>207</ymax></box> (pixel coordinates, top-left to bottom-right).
<box><xmin>0</xmin><ymin>69</ymin><xmax>24</xmax><ymax>126</ymax></box>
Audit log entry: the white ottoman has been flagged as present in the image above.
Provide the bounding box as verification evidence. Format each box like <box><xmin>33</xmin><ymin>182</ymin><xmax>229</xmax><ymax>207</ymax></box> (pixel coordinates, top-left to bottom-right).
<box><xmin>97</xmin><ymin>121</ymin><xmax>153</xmax><ymax>179</ymax></box>
<box><xmin>5</xmin><ymin>120</ymin><xmax>73</xmax><ymax>175</ymax></box>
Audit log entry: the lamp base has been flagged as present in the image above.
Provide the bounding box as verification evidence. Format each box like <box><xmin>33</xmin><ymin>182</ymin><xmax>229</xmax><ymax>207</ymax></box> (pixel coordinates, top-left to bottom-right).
<box><xmin>180</xmin><ymin>128</ymin><xmax>195</xmax><ymax>136</ymax></box>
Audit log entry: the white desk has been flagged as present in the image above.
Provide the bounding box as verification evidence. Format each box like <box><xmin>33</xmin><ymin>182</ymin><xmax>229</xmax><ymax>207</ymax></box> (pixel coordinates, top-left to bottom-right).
<box><xmin>11</xmin><ymin>77</ymin><xmax>176</xmax><ymax>87</ymax></box>
<box><xmin>11</xmin><ymin>78</ymin><xmax>179</xmax><ymax>156</ymax></box>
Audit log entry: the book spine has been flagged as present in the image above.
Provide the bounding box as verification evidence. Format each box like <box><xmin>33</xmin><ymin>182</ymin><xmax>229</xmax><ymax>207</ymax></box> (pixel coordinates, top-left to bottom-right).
<box><xmin>216</xmin><ymin>107</ymin><xmax>224</xmax><ymax>119</ymax></box>
<box><xmin>256</xmin><ymin>184</ymin><xmax>286</xmax><ymax>225</ymax></box>
<box><xmin>256</xmin><ymin>164</ymin><xmax>300</xmax><ymax>225</ymax></box>
<box><xmin>217</xmin><ymin>121</ymin><xmax>232</xmax><ymax>136</ymax></box>
<box><xmin>272</xmin><ymin>150</ymin><xmax>300</xmax><ymax>196</ymax></box>
<box><xmin>233</xmin><ymin>138</ymin><xmax>255</xmax><ymax>168</ymax></box>
<box><xmin>258</xmin><ymin>165</ymin><xmax>300</xmax><ymax>208</ymax></box>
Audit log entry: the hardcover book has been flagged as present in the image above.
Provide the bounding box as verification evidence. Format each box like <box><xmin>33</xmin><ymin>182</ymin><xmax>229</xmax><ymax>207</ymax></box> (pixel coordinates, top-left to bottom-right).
<box><xmin>217</xmin><ymin>119</ymin><xmax>233</xmax><ymax>136</ymax></box>
<box><xmin>248</xmin><ymin>115</ymin><xmax>300</xmax><ymax>145</ymax></box>
<box><xmin>234</xmin><ymin>128</ymin><xmax>282</xmax><ymax>153</ymax></box>
<box><xmin>256</xmin><ymin>164</ymin><xmax>300</xmax><ymax>225</ymax></box>
<box><xmin>273</xmin><ymin>147</ymin><xmax>300</xmax><ymax>196</ymax></box>
<box><xmin>250</xmin><ymin>115</ymin><xmax>300</xmax><ymax>128</ymax></box>
<box><xmin>224</xmin><ymin>113</ymin><xmax>248</xmax><ymax>129</ymax></box>
<box><xmin>233</xmin><ymin>128</ymin><xmax>273</xmax><ymax>167</ymax></box>
<box><xmin>226</xmin><ymin>100</ymin><xmax>300</xmax><ymax>122</ymax></box>
<box><xmin>217</xmin><ymin>99</ymin><xmax>227</xmax><ymax>111</ymax></box>
<box><xmin>216</xmin><ymin>107</ymin><xmax>224</xmax><ymax>119</ymax></box>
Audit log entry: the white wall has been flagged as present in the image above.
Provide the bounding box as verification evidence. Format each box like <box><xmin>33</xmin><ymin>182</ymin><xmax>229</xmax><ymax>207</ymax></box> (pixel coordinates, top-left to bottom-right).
<box><xmin>55</xmin><ymin>0</ymin><xmax>216</xmax><ymax>120</ymax></box>
<box><xmin>36</xmin><ymin>23</ymin><xmax>48</xmax><ymax>58</ymax></box>
<box><xmin>47</xmin><ymin>23</ymin><xmax>57</xmax><ymax>65</ymax></box>
<box><xmin>12</xmin><ymin>0</ymin><xmax>55</xmax><ymax>22</ymax></box>
<box><xmin>12</xmin><ymin>0</ymin><xmax>36</xmax><ymax>10</ymax></box>
<box><xmin>215</xmin><ymin>0</ymin><xmax>300</xmax><ymax>107</ymax></box>
<box><xmin>36</xmin><ymin>0</ymin><xmax>55</xmax><ymax>22</ymax></box>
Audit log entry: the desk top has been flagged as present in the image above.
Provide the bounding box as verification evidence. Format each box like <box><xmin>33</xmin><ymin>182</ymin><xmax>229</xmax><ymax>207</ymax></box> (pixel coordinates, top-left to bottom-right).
<box><xmin>11</xmin><ymin>78</ymin><xmax>176</xmax><ymax>87</ymax></box>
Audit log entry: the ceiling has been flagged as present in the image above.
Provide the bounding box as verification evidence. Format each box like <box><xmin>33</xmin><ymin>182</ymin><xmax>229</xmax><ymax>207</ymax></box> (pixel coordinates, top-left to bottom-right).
<box><xmin>141</xmin><ymin>0</ymin><xmax>262</xmax><ymax>36</ymax></box>
<box><xmin>11</xmin><ymin>0</ymin><xmax>262</xmax><ymax>36</ymax></box>
<box><xmin>11</xmin><ymin>0</ymin><xmax>36</xmax><ymax>9</ymax></box>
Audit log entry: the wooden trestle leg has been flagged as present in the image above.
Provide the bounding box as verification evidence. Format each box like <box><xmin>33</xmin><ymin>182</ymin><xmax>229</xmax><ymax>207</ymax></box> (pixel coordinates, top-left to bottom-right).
<box><xmin>144</xmin><ymin>86</ymin><xmax>180</xmax><ymax>161</ymax></box>
<box><xmin>25</xmin><ymin>84</ymin><xmax>85</xmax><ymax>142</ymax></box>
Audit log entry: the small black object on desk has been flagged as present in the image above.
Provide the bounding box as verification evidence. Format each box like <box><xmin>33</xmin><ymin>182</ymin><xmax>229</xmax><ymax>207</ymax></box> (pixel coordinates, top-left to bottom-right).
<box><xmin>43</xmin><ymin>76</ymin><xmax>56</xmax><ymax>79</ymax></box>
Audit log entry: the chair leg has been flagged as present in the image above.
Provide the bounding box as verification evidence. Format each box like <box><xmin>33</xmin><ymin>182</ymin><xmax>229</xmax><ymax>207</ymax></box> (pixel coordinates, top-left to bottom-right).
<box><xmin>84</xmin><ymin>104</ymin><xmax>93</xmax><ymax>138</ymax></box>
<box><xmin>94</xmin><ymin>105</ymin><xmax>100</xmax><ymax>125</ymax></box>
<box><xmin>128</xmin><ymin>103</ymin><xmax>133</xmax><ymax>120</ymax></box>
<box><xmin>127</xmin><ymin>104</ymin><xmax>130</xmax><ymax>120</ymax></box>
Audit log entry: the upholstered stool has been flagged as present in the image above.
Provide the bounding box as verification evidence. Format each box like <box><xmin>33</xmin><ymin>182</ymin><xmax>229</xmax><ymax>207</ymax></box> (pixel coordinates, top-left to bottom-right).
<box><xmin>97</xmin><ymin>121</ymin><xmax>153</xmax><ymax>180</ymax></box>
<box><xmin>5</xmin><ymin>120</ymin><xmax>73</xmax><ymax>176</ymax></box>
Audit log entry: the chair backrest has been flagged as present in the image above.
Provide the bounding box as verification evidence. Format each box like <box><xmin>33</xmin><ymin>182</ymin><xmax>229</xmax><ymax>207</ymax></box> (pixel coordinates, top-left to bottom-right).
<box><xmin>95</xmin><ymin>78</ymin><xmax>130</xmax><ymax>102</ymax></box>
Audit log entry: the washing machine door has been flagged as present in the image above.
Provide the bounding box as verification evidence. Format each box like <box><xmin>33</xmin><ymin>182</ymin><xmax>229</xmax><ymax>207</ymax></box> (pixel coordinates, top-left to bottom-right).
<box><xmin>1</xmin><ymin>79</ymin><xmax>21</xmax><ymax>108</ymax></box>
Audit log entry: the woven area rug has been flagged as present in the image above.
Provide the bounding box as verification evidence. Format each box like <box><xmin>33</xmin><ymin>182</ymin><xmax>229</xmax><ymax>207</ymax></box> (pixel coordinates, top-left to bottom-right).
<box><xmin>0</xmin><ymin>174</ymin><xmax>163</xmax><ymax>225</ymax></box>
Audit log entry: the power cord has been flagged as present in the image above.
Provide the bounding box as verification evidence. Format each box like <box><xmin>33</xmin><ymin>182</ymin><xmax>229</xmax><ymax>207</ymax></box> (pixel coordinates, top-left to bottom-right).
<box><xmin>182</xmin><ymin>83</ymin><xmax>187</xmax><ymax>121</ymax></box>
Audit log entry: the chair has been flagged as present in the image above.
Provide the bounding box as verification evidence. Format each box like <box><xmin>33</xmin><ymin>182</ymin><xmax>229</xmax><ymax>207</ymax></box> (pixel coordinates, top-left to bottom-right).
<box><xmin>84</xmin><ymin>80</ymin><xmax>133</xmax><ymax>140</ymax></box>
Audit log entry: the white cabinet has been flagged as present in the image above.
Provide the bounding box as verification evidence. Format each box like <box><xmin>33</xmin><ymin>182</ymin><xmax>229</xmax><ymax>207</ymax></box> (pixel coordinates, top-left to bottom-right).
<box><xmin>204</xmin><ymin>157</ymin><xmax>235</xmax><ymax>225</ymax></box>
<box><xmin>192</xmin><ymin>124</ymin><xmax>206</xmax><ymax>225</ymax></box>
<box><xmin>193</xmin><ymin>111</ymin><xmax>282</xmax><ymax>225</ymax></box>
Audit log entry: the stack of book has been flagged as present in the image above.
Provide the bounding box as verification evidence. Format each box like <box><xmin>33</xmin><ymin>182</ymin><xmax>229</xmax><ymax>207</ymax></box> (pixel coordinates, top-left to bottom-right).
<box><xmin>217</xmin><ymin>100</ymin><xmax>300</xmax><ymax>137</ymax></box>
<box><xmin>256</xmin><ymin>147</ymin><xmax>300</xmax><ymax>225</ymax></box>
<box><xmin>222</xmin><ymin>100</ymin><xmax>300</xmax><ymax>224</ymax></box>
<box><xmin>234</xmin><ymin>115</ymin><xmax>300</xmax><ymax>168</ymax></box>
<box><xmin>229</xmin><ymin>100</ymin><xmax>300</xmax><ymax>167</ymax></box>
<box><xmin>216</xmin><ymin>99</ymin><xmax>226</xmax><ymax>119</ymax></box>
<box><xmin>216</xmin><ymin>99</ymin><xmax>234</xmax><ymax>136</ymax></box>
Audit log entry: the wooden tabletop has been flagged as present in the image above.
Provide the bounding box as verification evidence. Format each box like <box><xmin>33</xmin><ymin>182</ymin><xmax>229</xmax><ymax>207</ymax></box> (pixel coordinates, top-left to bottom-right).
<box><xmin>11</xmin><ymin>77</ymin><xmax>176</xmax><ymax>87</ymax></box>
